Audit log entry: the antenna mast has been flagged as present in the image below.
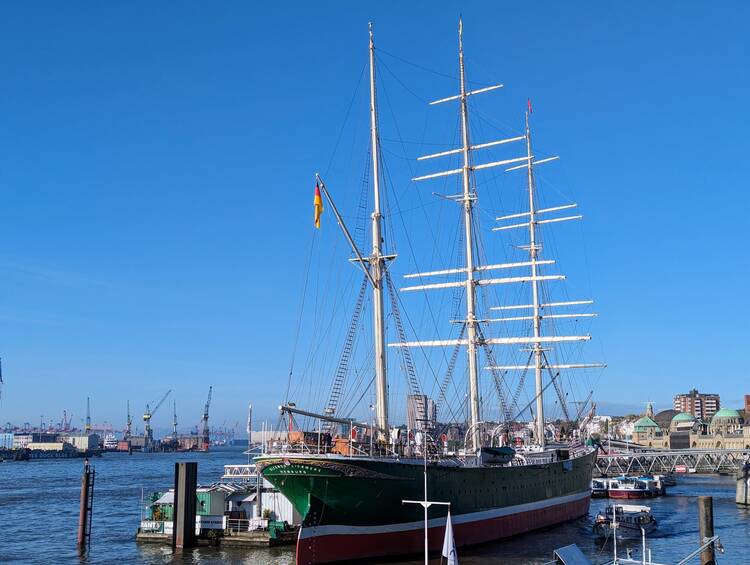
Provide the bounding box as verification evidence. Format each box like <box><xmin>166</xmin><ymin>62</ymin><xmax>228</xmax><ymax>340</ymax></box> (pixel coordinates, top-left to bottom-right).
<box><xmin>369</xmin><ymin>23</ymin><xmax>389</xmax><ymax>434</ymax></box>
<box><xmin>172</xmin><ymin>399</ymin><xmax>178</xmax><ymax>437</ymax></box>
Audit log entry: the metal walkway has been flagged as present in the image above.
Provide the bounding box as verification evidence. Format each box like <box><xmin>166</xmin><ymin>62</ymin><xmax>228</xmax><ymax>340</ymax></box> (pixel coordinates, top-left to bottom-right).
<box><xmin>596</xmin><ymin>448</ymin><xmax>750</xmax><ymax>475</ymax></box>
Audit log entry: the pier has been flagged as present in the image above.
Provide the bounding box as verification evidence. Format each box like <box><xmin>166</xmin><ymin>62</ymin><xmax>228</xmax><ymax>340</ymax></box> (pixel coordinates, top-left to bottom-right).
<box><xmin>596</xmin><ymin>448</ymin><xmax>750</xmax><ymax>476</ymax></box>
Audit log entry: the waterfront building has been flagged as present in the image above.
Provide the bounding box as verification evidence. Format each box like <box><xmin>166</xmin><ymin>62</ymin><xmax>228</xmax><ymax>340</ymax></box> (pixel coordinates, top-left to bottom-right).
<box><xmin>406</xmin><ymin>394</ymin><xmax>436</xmax><ymax>431</ymax></box>
<box><xmin>0</xmin><ymin>432</ymin><xmax>13</xmax><ymax>449</ymax></box>
<box><xmin>709</xmin><ymin>408</ymin><xmax>744</xmax><ymax>435</ymax></box>
<box><xmin>60</xmin><ymin>434</ymin><xmax>100</xmax><ymax>451</ymax></box>
<box><xmin>630</xmin><ymin>405</ymin><xmax>750</xmax><ymax>449</ymax></box>
<box><xmin>673</xmin><ymin>389</ymin><xmax>720</xmax><ymax>420</ymax></box>
<box><xmin>12</xmin><ymin>434</ymin><xmax>31</xmax><ymax>449</ymax></box>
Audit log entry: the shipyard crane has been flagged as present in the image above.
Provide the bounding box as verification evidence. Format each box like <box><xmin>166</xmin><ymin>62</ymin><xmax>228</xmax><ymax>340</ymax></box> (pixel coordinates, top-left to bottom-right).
<box><xmin>172</xmin><ymin>399</ymin><xmax>178</xmax><ymax>439</ymax></box>
<box><xmin>125</xmin><ymin>400</ymin><xmax>132</xmax><ymax>439</ymax></box>
<box><xmin>200</xmin><ymin>386</ymin><xmax>212</xmax><ymax>451</ymax></box>
<box><xmin>143</xmin><ymin>389</ymin><xmax>171</xmax><ymax>449</ymax></box>
<box><xmin>85</xmin><ymin>397</ymin><xmax>92</xmax><ymax>433</ymax></box>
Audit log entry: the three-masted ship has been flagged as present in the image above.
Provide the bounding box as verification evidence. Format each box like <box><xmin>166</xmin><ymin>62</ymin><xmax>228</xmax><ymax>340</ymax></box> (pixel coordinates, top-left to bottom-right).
<box><xmin>256</xmin><ymin>20</ymin><xmax>604</xmax><ymax>565</ymax></box>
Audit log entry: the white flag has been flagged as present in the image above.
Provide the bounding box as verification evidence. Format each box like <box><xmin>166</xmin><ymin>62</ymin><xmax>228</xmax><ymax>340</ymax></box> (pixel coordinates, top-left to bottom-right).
<box><xmin>441</xmin><ymin>511</ymin><xmax>458</xmax><ymax>564</ymax></box>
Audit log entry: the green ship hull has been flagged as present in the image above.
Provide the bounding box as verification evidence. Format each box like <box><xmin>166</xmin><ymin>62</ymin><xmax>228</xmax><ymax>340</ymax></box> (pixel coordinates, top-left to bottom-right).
<box><xmin>256</xmin><ymin>446</ymin><xmax>596</xmax><ymax>564</ymax></box>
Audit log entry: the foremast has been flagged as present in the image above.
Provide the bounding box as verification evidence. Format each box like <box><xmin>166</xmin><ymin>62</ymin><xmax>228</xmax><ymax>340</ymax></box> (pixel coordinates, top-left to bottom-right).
<box><xmin>369</xmin><ymin>23</ymin><xmax>389</xmax><ymax>434</ymax></box>
<box><xmin>314</xmin><ymin>24</ymin><xmax>393</xmax><ymax>437</ymax></box>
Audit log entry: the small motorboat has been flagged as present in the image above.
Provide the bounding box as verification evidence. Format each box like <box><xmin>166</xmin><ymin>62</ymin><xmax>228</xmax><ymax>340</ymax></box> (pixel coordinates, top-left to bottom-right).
<box><xmin>659</xmin><ymin>473</ymin><xmax>677</xmax><ymax>487</ymax></box>
<box><xmin>608</xmin><ymin>477</ymin><xmax>651</xmax><ymax>499</ymax></box>
<box><xmin>593</xmin><ymin>504</ymin><xmax>657</xmax><ymax>537</ymax></box>
<box><xmin>592</xmin><ymin>478</ymin><xmax>610</xmax><ymax>498</ymax></box>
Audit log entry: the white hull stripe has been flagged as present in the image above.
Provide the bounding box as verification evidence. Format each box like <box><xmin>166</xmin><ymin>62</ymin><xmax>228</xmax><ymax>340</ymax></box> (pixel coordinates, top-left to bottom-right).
<box><xmin>299</xmin><ymin>489</ymin><xmax>590</xmax><ymax>540</ymax></box>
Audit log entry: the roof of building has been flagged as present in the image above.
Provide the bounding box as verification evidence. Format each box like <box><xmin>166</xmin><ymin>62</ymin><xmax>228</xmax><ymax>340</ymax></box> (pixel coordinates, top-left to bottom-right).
<box><xmin>634</xmin><ymin>416</ymin><xmax>660</xmax><ymax>430</ymax></box>
<box><xmin>712</xmin><ymin>408</ymin><xmax>742</xmax><ymax>420</ymax></box>
<box><xmin>672</xmin><ymin>412</ymin><xmax>697</xmax><ymax>423</ymax></box>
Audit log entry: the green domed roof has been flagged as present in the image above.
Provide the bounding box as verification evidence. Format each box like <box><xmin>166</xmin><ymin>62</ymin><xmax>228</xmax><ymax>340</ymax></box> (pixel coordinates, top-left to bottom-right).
<box><xmin>672</xmin><ymin>412</ymin><xmax>696</xmax><ymax>423</ymax></box>
<box><xmin>634</xmin><ymin>416</ymin><xmax>659</xmax><ymax>430</ymax></box>
<box><xmin>712</xmin><ymin>408</ymin><xmax>741</xmax><ymax>420</ymax></box>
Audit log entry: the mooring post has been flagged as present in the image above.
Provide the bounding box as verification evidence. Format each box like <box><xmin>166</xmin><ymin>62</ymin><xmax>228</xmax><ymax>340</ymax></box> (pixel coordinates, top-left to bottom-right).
<box><xmin>172</xmin><ymin>461</ymin><xmax>197</xmax><ymax>549</ymax></box>
<box><xmin>76</xmin><ymin>458</ymin><xmax>94</xmax><ymax>551</ymax></box>
<box><xmin>698</xmin><ymin>496</ymin><xmax>715</xmax><ymax>565</ymax></box>
<box><xmin>737</xmin><ymin>459</ymin><xmax>750</xmax><ymax>506</ymax></box>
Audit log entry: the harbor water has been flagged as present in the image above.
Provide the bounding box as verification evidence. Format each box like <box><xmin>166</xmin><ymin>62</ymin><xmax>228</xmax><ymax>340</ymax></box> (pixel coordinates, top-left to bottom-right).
<box><xmin>1</xmin><ymin>447</ymin><xmax>749</xmax><ymax>564</ymax></box>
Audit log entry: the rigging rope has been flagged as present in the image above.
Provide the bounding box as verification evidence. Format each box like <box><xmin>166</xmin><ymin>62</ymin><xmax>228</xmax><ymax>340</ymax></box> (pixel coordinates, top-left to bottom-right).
<box><xmin>323</xmin><ymin>275</ymin><xmax>369</xmax><ymax>427</ymax></box>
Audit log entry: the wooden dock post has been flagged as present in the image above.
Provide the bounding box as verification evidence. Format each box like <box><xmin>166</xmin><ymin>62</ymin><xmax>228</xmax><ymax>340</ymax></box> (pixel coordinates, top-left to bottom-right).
<box><xmin>737</xmin><ymin>460</ymin><xmax>750</xmax><ymax>506</ymax></box>
<box><xmin>698</xmin><ymin>496</ymin><xmax>715</xmax><ymax>565</ymax></box>
<box><xmin>172</xmin><ymin>462</ymin><xmax>197</xmax><ymax>549</ymax></box>
<box><xmin>76</xmin><ymin>459</ymin><xmax>95</xmax><ymax>551</ymax></box>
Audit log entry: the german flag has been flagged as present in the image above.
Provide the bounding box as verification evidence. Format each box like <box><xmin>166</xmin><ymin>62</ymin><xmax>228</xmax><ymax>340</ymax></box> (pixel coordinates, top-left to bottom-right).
<box><xmin>314</xmin><ymin>182</ymin><xmax>324</xmax><ymax>228</ymax></box>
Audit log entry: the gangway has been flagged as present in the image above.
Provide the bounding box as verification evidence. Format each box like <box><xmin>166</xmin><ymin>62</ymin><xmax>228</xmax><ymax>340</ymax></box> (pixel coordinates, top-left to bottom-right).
<box><xmin>596</xmin><ymin>448</ymin><xmax>750</xmax><ymax>476</ymax></box>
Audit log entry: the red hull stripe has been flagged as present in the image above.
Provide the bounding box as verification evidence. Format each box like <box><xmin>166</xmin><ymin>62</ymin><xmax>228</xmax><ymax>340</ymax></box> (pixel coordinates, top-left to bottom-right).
<box><xmin>608</xmin><ymin>490</ymin><xmax>649</xmax><ymax>499</ymax></box>
<box><xmin>297</xmin><ymin>490</ymin><xmax>590</xmax><ymax>564</ymax></box>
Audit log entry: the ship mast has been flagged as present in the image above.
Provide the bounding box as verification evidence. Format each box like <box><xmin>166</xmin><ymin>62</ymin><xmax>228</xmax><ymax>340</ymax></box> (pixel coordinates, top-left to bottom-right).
<box><xmin>524</xmin><ymin>111</ymin><xmax>545</xmax><ymax>447</ymax></box>
<box><xmin>457</xmin><ymin>20</ymin><xmax>482</xmax><ymax>453</ymax></box>
<box><xmin>369</xmin><ymin>23</ymin><xmax>389</xmax><ymax>434</ymax></box>
<box><xmin>393</xmin><ymin>20</ymin><xmax>528</xmax><ymax>454</ymax></box>
<box><xmin>488</xmin><ymin>110</ymin><xmax>606</xmax><ymax>447</ymax></box>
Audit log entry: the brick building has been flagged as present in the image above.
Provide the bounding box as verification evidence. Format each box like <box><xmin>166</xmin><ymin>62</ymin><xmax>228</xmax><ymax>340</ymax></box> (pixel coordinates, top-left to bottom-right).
<box><xmin>673</xmin><ymin>389</ymin><xmax>720</xmax><ymax>421</ymax></box>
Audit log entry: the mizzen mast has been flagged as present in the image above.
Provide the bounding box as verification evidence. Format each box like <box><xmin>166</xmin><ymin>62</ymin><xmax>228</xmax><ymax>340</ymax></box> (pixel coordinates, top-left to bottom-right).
<box><xmin>488</xmin><ymin>109</ymin><xmax>605</xmax><ymax>447</ymax></box>
<box><xmin>524</xmin><ymin>110</ymin><xmax>547</xmax><ymax>447</ymax></box>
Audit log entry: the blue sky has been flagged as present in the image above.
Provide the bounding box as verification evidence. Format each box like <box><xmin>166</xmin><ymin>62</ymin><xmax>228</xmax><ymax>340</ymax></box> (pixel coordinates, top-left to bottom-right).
<box><xmin>0</xmin><ymin>2</ymin><xmax>748</xmax><ymax>433</ymax></box>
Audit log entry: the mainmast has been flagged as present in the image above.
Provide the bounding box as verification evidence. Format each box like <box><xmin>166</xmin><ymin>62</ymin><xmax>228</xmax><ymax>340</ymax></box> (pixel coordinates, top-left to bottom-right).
<box><xmin>369</xmin><ymin>23</ymin><xmax>389</xmax><ymax>434</ymax></box>
<box><xmin>524</xmin><ymin>111</ymin><xmax>545</xmax><ymax>447</ymax></box>
<box><xmin>393</xmin><ymin>19</ymin><xmax>527</xmax><ymax>454</ymax></box>
<box><xmin>457</xmin><ymin>21</ymin><xmax>482</xmax><ymax>453</ymax></box>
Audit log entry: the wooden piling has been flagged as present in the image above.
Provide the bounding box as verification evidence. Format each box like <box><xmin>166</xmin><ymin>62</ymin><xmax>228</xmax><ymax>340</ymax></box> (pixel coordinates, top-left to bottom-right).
<box><xmin>77</xmin><ymin>459</ymin><xmax>95</xmax><ymax>551</ymax></box>
<box><xmin>698</xmin><ymin>496</ymin><xmax>715</xmax><ymax>565</ymax></box>
<box><xmin>737</xmin><ymin>460</ymin><xmax>750</xmax><ymax>506</ymax></box>
<box><xmin>172</xmin><ymin>462</ymin><xmax>197</xmax><ymax>549</ymax></box>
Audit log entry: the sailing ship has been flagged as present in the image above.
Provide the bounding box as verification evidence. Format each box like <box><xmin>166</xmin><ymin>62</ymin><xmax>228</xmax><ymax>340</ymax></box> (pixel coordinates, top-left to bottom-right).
<box><xmin>256</xmin><ymin>20</ymin><xmax>604</xmax><ymax>564</ymax></box>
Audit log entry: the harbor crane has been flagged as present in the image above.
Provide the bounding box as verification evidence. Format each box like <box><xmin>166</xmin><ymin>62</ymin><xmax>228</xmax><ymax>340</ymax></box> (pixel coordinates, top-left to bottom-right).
<box><xmin>200</xmin><ymin>386</ymin><xmax>212</xmax><ymax>451</ymax></box>
<box><xmin>85</xmin><ymin>397</ymin><xmax>92</xmax><ymax>433</ymax></box>
<box><xmin>125</xmin><ymin>400</ymin><xmax>132</xmax><ymax>439</ymax></box>
<box><xmin>143</xmin><ymin>389</ymin><xmax>171</xmax><ymax>450</ymax></box>
<box><xmin>172</xmin><ymin>399</ymin><xmax>178</xmax><ymax>439</ymax></box>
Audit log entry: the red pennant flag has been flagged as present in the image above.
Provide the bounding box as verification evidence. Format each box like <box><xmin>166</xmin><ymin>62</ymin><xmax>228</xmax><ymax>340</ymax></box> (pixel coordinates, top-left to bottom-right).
<box><xmin>527</xmin><ymin>98</ymin><xmax>533</xmax><ymax>114</ymax></box>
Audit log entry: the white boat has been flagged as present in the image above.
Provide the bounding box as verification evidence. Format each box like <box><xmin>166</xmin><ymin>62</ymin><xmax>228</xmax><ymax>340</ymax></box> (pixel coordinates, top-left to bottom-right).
<box><xmin>103</xmin><ymin>433</ymin><xmax>118</xmax><ymax>451</ymax></box>
<box><xmin>593</xmin><ymin>504</ymin><xmax>657</xmax><ymax>537</ymax></box>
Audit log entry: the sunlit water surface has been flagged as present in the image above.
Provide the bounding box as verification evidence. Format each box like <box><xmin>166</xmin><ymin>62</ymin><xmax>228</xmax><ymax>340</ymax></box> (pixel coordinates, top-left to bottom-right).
<box><xmin>1</xmin><ymin>448</ymin><xmax>748</xmax><ymax>564</ymax></box>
